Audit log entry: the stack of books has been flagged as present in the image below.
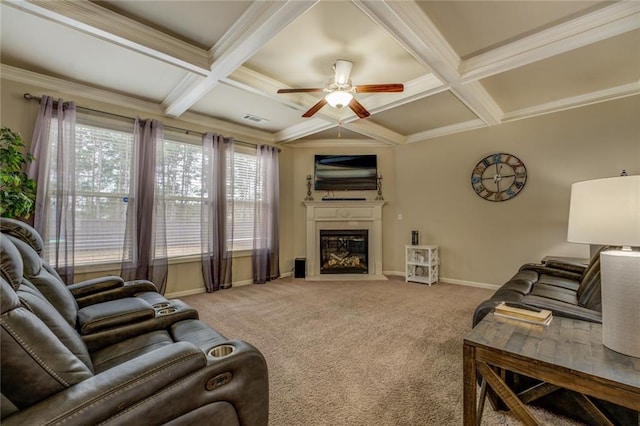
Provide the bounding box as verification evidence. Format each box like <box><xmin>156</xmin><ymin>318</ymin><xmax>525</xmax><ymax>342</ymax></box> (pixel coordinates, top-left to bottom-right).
<box><xmin>494</xmin><ymin>302</ymin><xmax>553</xmax><ymax>326</ymax></box>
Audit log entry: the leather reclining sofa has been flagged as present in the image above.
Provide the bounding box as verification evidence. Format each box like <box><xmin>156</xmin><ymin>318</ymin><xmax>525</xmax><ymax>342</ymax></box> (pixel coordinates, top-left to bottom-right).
<box><xmin>0</xmin><ymin>218</ymin><xmax>268</xmax><ymax>425</ymax></box>
<box><xmin>473</xmin><ymin>249</ymin><xmax>637</xmax><ymax>425</ymax></box>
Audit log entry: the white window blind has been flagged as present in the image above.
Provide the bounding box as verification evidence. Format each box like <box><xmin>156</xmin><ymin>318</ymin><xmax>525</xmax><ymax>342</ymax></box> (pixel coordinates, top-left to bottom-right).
<box><xmin>163</xmin><ymin>134</ymin><xmax>203</xmax><ymax>258</ymax></box>
<box><xmin>46</xmin><ymin>117</ymin><xmax>134</xmax><ymax>266</ymax></box>
<box><xmin>231</xmin><ymin>147</ymin><xmax>258</xmax><ymax>251</ymax></box>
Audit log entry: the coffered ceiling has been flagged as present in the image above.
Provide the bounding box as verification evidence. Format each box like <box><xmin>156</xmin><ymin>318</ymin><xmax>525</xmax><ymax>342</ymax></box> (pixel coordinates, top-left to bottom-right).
<box><xmin>1</xmin><ymin>0</ymin><xmax>638</xmax><ymax>146</ymax></box>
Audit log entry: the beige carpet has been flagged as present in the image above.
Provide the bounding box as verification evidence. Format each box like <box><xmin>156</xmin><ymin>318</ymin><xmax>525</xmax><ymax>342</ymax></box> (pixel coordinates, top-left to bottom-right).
<box><xmin>183</xmin><ymin>276</ymin><xmax>583</xmax><ymax>426</ymax></box>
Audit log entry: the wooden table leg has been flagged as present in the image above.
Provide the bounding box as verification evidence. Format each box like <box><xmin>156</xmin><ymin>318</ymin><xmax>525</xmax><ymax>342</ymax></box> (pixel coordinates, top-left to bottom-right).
<box><xmin>476</xmin><ymin>379</ymin><xmax>487</xmax><ymax>426</ymax></box>
<box><xmin>477</xmin><ymin>362</ymin><xmax>540</xmax><ymax>426</ymax></box>
<box><xmin>463</xmin><ymin>343</ymin><xmax>478</xmax><ymax>426</ymax></box>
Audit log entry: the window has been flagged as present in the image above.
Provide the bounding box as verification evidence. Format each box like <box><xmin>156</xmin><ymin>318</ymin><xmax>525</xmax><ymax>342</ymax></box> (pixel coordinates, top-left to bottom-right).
<box><xmin>44</xmin><ymin>116</ymin><xmax>263</xmax><ymax>266</ymax></box>
<box><xmin>163</xmin><ymin>132</ymin><xmax>203</xmax><ymax>258</ymax></box>
<box><xmin>231</xmin><ymin>146</ymin><xmax>259</xmax><ymax>251</ymax></box>
<box><xmin>45</xmin><ymin>116</ymin><xmax>134</xmax><ymax>266</ymax></box>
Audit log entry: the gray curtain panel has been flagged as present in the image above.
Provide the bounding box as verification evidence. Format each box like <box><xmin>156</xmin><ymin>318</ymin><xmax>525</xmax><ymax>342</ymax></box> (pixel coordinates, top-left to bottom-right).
<box><xmin>201</xmin><ymin>133</ymin><xmax>234</xmax><ymax>292</ymax></box>
<box><xmin>28</xmin><ymin>95</ymin><xmax>76</xmax><ymax>284</ymax></box>
<box><xmin>121</xmin><ymin>118</ymin><xmax>168</xmax><ymax>293</ymax></box>
<box><xmin>252</xmin><ymin>145</ymin><xmax>280</xmax><ymax>284</ymax></box>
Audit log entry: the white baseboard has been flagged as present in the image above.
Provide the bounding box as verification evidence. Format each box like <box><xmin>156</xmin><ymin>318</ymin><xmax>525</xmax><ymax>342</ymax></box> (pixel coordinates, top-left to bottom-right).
<box><xmin>165</xmin><ymin>287</ymin><xmax>206</xmax><ymax>298</ymax></box>
<box><xmin>166</xmin><ymin>271</ymin><xmax>293</xmax><ymax>298</ymax></box>
<box><xmin>384</xmin><ymin>271</ymin><xmax>499</xmax><ymax>290</ymax></box>
<box><xmin>440</xmin><ymin>277</ymin><xmax>500</xmax><ymax>290</ymax></box>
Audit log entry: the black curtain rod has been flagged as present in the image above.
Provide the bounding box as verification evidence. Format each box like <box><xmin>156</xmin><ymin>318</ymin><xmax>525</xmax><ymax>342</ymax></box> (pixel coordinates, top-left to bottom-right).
<box><xmin>23</xmin><ymin>93</ymin><xmax>279</xmax><ymax>151</ymax></box>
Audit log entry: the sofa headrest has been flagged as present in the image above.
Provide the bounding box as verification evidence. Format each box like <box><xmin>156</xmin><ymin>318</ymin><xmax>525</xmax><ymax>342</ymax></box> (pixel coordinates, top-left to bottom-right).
<box><xmin>0</xmin><ymin>218</ymin><xmax>44</xmax><ymax>255</ymax></box>
<box><xmin>6</xmin><ymin>236</ymin><xmax>43</xmax><ymax>279</ymax></box>
<box><xmin>1</xmin><ymin>237</ymin><xmax>24</xmax><ymax>290</ymax></box>
<box><xmin>1</xmin><ymin>278</ymin><xmax>21</xmax><ymax>315</ymax></box>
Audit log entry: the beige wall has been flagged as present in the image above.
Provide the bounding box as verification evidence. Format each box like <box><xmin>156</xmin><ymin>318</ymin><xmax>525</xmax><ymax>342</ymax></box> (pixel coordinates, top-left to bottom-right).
<box><xmin>3</xmin><ymin>77</ymin><xmax>639</xmax><ymax>291</ymax></box>
<box><xmin>391</xmin><ymin>96</ymin><xmax>640</xmax><ymax>286</ymax></box>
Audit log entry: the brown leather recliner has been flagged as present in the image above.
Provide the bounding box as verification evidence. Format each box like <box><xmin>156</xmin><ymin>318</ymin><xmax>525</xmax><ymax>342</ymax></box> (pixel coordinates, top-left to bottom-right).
<box><xmin>1</xmin><ymin>228</ymin><xmax>269</xmax><ymax>425</ymax></box>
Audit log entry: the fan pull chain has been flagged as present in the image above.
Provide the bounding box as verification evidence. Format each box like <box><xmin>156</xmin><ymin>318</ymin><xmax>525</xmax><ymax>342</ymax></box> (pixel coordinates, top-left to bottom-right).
<box><xmin>338</xmin><ymin>120</ymin><xmax>342</xmax><ymax>138</ymax></box>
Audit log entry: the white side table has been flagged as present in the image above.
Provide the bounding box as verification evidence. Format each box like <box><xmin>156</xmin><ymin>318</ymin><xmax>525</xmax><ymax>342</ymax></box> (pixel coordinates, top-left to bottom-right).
<box><xmin>405</xmin><ymin>245</ymin><xmax>439</xmax><ymax>285</ymax></box>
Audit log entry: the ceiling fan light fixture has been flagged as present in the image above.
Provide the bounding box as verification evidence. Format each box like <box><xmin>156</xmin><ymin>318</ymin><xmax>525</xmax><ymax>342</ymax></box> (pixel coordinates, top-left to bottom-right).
<box><xmin>325</xmin><ymin>90</ymin><xmax>353</xmax><ymax>109</ymax></box>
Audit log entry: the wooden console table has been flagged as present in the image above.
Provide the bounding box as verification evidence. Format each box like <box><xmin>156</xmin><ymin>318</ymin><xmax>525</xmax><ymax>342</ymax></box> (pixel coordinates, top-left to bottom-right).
<box><xmin>463</xmin><ymin>313</ymin><xmax>640</xmax><ymax>425</ymax></box>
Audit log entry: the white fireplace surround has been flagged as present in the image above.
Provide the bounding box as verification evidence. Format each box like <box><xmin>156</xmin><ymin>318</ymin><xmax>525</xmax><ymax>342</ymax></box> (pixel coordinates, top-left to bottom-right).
<box><xmin>304</xmin><ymin>201</ymin><xmax>386</xmax><ymax>281</ymax></box>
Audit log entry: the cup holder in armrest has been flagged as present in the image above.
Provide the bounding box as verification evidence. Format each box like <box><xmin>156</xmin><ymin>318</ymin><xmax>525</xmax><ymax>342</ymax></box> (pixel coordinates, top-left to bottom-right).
<box><xmin>156</xmin><ymin>307</ymin><xmax>177</xmax><ymax>316</ymax></box>
<box><xmin>152</xmin><ymin>302</ymin><xmax>171</xmax><ymax>310</ymax></box>
<box><xmin>208</xmin><ymin>344</ymin><xmax>235</xmax><ymax>358</ymax></box>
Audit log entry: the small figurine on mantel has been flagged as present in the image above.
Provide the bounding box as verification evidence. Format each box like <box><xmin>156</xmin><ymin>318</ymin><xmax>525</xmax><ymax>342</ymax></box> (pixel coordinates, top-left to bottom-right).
<box><xmin>305</xmin><ymin>174</ymin><xmax>314</xmax><ymax>201</ymax></box>
<box><xmin>375</xmin><ymin>174</ymin><xmax>384</xmax><ymax>201</ymax></box>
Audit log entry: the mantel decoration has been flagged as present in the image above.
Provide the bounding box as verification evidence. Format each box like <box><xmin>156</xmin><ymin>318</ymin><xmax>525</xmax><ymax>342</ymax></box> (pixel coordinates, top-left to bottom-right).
<box><xmin>0</xmin><ymin>127</ymin><xmax>36</xmax><ymax>219</ymax></box>
<box><xmin>375</xmin><ymin>174</ymin><xmax>384</xmax><ymax>201</ymax></box>
<box><xmin>568</xmin><ymin>173</ymin><xmax>640</xmax><ymax>357</ymax></box>
<box><xmin>305</xmin><ymin>174</ymin><xmax>314</xmax><ymax>201</ymax></box>
<box><xmin>471</xmin><ymin>153</ymin><xmax>527</xmax><ymax>202</ymax></box>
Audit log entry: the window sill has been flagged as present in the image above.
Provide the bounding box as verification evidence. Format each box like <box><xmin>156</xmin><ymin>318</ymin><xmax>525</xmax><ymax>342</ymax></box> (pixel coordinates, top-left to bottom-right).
<box><xmin>73</xmin><ymin>250</ymin><xmax>253</xmax><ymax>275</ymax></box>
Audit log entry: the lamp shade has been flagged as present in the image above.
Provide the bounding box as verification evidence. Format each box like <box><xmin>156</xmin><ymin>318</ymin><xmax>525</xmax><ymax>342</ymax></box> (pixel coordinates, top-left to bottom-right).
<box><xmin>325</xmin><ymin>91</ymin><xmax>353</xmax><ymax>108</ymax></box>
<box><xmin>567</xmin><ymin>175</ymin><xmax>640</xmax><ymax>247</ymax></box>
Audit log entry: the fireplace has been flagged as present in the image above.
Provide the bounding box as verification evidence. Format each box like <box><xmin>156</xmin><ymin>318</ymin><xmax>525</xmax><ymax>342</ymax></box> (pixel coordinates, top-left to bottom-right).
<box><xmin>319</xmin><ymin>229</ymin><xmax>368</xmax><ymax>274</ymax></box>
<box><xmin>304</xmin><ymin>201</ymin><xmax>385</xmax><ymax>280</ymax></box>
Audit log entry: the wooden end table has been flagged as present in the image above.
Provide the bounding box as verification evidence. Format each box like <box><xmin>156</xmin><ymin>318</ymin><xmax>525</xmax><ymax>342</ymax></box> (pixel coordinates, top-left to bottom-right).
<box><xmin>463</xmin><ymin>313</ymin><xmax>640</xmax><ymax>425</ymax></box>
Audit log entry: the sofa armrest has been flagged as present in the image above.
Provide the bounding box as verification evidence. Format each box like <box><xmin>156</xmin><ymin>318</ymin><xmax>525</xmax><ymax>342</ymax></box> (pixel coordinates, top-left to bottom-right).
<box><xmin>522</xmin><ymin>295</ymin><xmax>602</xmax><ymax>323</ymax></box>
<box><xmin>77</xmin><ymin>298</ymin><xmax>155</xmax><ymax>335</ymax></box>
<box><xmin>543</xmin><ymin>257</ymin><xmax>588</xmax><ymax>274</ymax></box>
<box><xmin>68</xmin><ymin>276</ymin><xmax>124</xmax><ymax>298</ymax></box>
<box><xmin>520</xmin><ymin>263</ymin><xmax>583</xmax><ymax>281</ymax></box>
<box><xmin>82</xmin><ymin>300</ymin><xmax>199</xmax><ymax>351</ymax></box>
<box><xmin>2</xmin><ymin>342</ymin><xmax>206</xmax><ymax>426</ymax></box>
<box><xmin>74</xmin><ymin>280</ymin><xmax>159</xmax><ymax>308</ymax></box>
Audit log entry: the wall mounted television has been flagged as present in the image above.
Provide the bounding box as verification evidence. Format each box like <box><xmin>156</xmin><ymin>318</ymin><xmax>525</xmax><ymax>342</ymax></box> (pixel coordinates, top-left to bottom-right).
<box><xmin>314</xmin><ymin>155</ymin><xmax>378</xmax><ymax>191</ymax></box>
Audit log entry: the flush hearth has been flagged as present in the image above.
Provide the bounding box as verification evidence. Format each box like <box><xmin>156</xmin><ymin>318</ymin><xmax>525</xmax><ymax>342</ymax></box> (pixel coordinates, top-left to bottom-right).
<box><xmin>319</xmin><ymin>229</ymin><xmax>368</xmax><ymax>274</ymax></box>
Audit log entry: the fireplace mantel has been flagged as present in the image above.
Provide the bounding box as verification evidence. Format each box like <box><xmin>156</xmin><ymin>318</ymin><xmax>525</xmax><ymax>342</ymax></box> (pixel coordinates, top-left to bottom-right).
<box><xmin>304</xmin><ymin>201</ymin><xmax>386</xmax><ymax>280</ymax></box>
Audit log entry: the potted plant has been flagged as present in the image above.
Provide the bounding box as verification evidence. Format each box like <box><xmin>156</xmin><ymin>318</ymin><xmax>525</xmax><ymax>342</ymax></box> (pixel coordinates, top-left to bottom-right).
<box><xmin>0</xmin><ymin>127</ymin><xmax>36</xmax><ymax>219</ymax></box>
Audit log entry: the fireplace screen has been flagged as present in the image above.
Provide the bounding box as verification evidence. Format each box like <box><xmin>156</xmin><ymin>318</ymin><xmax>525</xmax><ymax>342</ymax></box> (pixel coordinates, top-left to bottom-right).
<box><xmin>319</xmin><ymin>229</ymin><xmax>368</xmax><ymax>274</ymax></box>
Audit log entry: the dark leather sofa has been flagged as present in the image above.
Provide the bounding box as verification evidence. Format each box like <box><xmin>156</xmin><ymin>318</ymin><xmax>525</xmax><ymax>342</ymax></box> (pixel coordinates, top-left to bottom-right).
<box><xmin>473</xmin><ymin>251</ymin><xmax>604</xmax><ymax>327</ymax></box>
<box><xmin>1</xmin><ymin>218</ymin><xmax>268</xmax><ymax>425</ymax></box>
<box><xmin>473</xmin><ymin>249</ymin><xmax>638</xmax><ymax>425</ymax></box>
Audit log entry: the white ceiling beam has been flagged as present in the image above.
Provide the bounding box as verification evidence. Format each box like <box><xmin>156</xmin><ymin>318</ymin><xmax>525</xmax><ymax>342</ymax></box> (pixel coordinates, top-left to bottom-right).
<box><xmin>406</xmin><ymin>119</ymin><xmax>487</xmax><ymax>144</ymax></box>
<box><xmin>273</xmin><ymin>119</ymin><xmax>338</xmax><ymax>144</ymax></box>
<box><xmin>3</xmin><ymin>0</ymin><xmax>211</xmax><ymax>75</ymax></box>
<box><xmin>461</xmin><ymin>2</ymin><xmax>640</xmax><ymax>82</ymax></box>
<box><xmin>342</xmin><ymin>120</ymin><xmax>406</xmax><ymax>146</ymax></box>
<box><xmin>163</xmin><ymin>0</ymin><xmax>318</xmax><ymax>117</ymax></box>
<box><xmin>502</xmin><ymin>81</ymin><xmax>640</xmax><ymax>123</ymax></box>
<box><xmin>354</xmin><ymin>0</ymin><xmax>503</xmax><ymax>126</ymax></box>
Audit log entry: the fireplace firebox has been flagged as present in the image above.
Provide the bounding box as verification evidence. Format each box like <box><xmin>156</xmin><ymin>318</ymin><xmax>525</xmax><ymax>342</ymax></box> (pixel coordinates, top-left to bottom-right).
<box><xmin>319</xmin><ymin>229</ymin><xmax>368</xmax><ymax>274</ymax></box>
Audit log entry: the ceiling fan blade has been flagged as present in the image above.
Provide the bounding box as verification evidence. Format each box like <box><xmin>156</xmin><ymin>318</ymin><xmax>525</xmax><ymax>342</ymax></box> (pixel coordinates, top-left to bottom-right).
<box><xmin>277</xmin><ymin>88</ymin><xmax>324</xmax><ymax>94</ymax></box>
<box><xmin>355</xmin><ymin>84</ymin><xmax>404</xmax><ymax>93</ymax></box>
<box><xmin>302</xmin><ymin>98</ymin><xmax>328</xmax><ymax>118</ymax></box>
<box><xmin>348</xmin><ymin>98</ymin><xmax>370</xmax><ymax>119</ymax></box>
<box><xmin>334</xmin><ymin>59</ymin><xmax>353</xmax><ymax>85</ymax></box>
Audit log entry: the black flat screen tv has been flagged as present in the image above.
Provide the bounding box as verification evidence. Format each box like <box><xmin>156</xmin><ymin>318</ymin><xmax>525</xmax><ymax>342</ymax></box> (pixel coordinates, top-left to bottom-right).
<box><xmin>314</xmin><ymin>155</ymin><xmax>378</xmax><ymax>191</ymax></box>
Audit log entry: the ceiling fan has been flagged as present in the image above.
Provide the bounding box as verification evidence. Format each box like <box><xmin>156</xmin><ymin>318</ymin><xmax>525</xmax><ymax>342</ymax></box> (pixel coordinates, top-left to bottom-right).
<box><xmin>277</xmin><ymin>59</ymin><xmax>403</xmax><ymax>119</ymax></box>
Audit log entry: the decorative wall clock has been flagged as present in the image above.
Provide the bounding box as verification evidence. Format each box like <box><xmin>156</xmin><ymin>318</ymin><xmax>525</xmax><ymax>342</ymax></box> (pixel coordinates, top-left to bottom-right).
<box><xmin>471</xmin><ymin>153</ymin><xmax>527</xmax><ymax>202</ymax></box>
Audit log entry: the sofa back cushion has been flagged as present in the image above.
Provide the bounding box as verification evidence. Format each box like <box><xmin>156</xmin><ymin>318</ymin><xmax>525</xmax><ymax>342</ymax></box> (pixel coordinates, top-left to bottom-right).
<box><xmin>6</xmin><ymin>236</ymin><xmax>79</xmax><ymax>327</ymax></box>
<box><xmin>577</xmin><ymin>248</ymin><xmax>607</xmax><ymax>310</ymax></box>
<box><xmin>18</xmin><ymin>282</ymin><xmax>94</xmax><ymax>371</ymax></box>
<box><xmin>1</xmin><ymin>279</ymin><xmax>93</xmax><ymax>410</ymax></box>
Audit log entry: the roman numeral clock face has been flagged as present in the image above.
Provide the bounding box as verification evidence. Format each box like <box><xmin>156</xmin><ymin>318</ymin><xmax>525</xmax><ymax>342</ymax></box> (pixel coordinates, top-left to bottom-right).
<box><xmin>471</xmin><ymin>153</ymin><xmax>527</xmax><ymax>202</ymax></box>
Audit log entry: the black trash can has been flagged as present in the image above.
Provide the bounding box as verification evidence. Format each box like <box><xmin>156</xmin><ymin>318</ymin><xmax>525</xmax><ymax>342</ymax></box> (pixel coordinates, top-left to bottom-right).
<box><xmin>294</xmin><ymin>258</ymin><xmax>306</xmax><ymax>278</ymax></box>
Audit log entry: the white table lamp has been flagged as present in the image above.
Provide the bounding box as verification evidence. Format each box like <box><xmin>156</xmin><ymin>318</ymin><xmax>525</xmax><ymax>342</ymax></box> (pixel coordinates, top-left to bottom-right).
<box><xmin>568</xmin><ymin>175</ymin><xmax>640</xmax><ymax>357</ymax></box>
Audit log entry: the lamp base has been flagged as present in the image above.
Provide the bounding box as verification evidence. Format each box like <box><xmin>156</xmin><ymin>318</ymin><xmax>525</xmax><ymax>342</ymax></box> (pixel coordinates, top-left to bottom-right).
<box><xmin>601</xmin><ymin>250</ymin><xmax>640</xmax><ymax>358</ymax></box>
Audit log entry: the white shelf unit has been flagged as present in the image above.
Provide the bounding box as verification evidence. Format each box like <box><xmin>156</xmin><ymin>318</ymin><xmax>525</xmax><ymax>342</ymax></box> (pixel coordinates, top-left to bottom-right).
<box><xmin>405</xmin><ymin>245</ymin><xmax>439</xmax><ymax>285</ymax></box>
